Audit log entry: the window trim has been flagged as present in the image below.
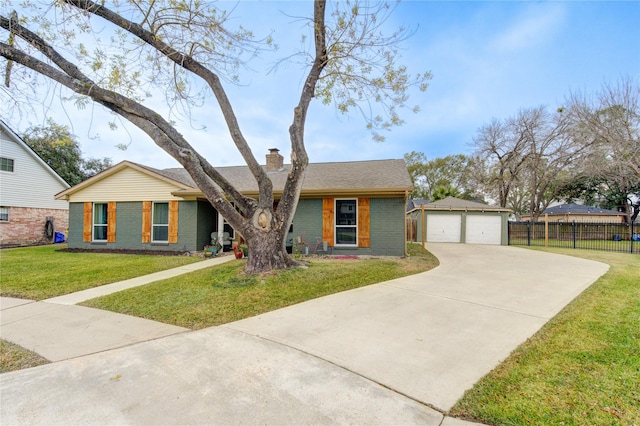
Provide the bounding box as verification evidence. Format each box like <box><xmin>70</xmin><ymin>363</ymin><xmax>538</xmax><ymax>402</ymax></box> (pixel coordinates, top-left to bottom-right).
<box><xmin>0</xmin><ymin>206</ymin><xmax>9</xmax><ymax>222</ymax></box>
<box><xmin>92</xmin><ymin>202</ymin><xmax>108</xmax><ymax>242</ymax></box>
<box><xmin>334</xmin><ymin>198</ymin><xmax>358</xmax><ymax>247</ymax></box>
<box><xmin>151</xmin><ymin>201</ymin><xmax>170</xmax><ymax>243</ymax></box>
<box><xmin>0</xmin><ymin>157</ymin><xmax>14</xmax><ymax>172</ymax></box>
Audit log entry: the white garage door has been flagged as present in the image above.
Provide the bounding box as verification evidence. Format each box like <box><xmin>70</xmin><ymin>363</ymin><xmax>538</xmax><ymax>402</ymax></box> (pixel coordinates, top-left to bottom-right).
<box><xmin>465</xmin><ymin>215</ymin><xmax>502</xmax><ymax>245</ymax></box>
<box><xmin>426</xmin><ymin>215</ymin><xmax>461</xmax><ymax>243</ymax></box>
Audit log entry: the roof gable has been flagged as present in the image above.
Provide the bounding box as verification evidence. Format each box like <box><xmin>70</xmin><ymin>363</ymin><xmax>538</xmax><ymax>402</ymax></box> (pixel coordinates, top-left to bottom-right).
<box><xmin>0</xmin><ymin>120</ymin><xmax>70</xmax><ymax>188</ymax></box>
<box><xmin>56</xmin><ymin>161</ymin><xmax>198</xmax><ymax>201</ymax></box>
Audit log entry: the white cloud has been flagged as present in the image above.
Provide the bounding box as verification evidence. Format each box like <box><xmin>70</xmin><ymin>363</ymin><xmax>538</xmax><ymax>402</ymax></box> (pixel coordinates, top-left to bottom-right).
<box><xmin>489</xmin><ymin>4</ymin><xmax>567</xmax><ymax>53</ymax></box>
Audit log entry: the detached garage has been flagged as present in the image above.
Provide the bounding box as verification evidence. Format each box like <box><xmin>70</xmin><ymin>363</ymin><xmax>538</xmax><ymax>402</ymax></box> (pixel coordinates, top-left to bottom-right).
<box><xmin>407</xmin><ymin>197</ymin><xmax>511</xmax><ymax>245</ymax></box>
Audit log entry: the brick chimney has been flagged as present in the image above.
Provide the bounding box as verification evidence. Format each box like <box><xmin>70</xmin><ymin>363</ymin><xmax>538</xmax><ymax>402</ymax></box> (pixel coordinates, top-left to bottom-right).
<box><xmin>266</xmin><ymin>148</ymin><xmax>284</xmax><ymax>171</ymax></box>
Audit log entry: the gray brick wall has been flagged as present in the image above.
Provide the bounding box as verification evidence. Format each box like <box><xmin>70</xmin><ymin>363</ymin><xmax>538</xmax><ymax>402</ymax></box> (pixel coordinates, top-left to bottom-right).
<box><xmin>68</xmin><ymin>201</ymin><xmax>202</xmax><ymax>252</ymax></box>
<box><xmin>291</xmin><ymin>197</ymin><xmax>405</xmax><ymax>256</ymax></box>
<box><xmin>291</xmin><ymin>198</ymin><xmax>322</xmax><ymax>245</ymax></box>
<box><xmin>67</xmin><ymin>203</ymin><xmax>84</xmax><ymax>249</ymax></box>
<box><xmin>68</xmin><ymin>197</ymin><xmax>407</xmax><ymax>256</ymax></box>
<box><xmin>370</xmin><ymin>197</ymin><xmax>405</xmax><ymax>256</ymax></box>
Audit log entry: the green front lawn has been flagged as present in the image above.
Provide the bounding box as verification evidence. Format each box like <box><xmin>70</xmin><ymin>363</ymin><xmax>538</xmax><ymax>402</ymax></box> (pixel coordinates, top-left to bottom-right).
<box><xmin>82</xmin><ymin>244</ymin><xmax>438</xmax><ymax>329</ymax></box>
<box><xmin>0</xmin><ymin>245</ymin><xmax>202</xmax><ymax>300</ymax></box>
<box><xmin>450</xmin><ymin>248</ymin><xmax>640</xmax><ymax>426</ymax></box>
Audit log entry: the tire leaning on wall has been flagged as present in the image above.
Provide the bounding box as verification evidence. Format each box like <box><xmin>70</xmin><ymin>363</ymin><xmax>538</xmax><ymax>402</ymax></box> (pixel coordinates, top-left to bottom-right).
<box><xmin>44</xmin><ymin>216</ymin><xmax>55</xmax><ymax>242</ymax></box>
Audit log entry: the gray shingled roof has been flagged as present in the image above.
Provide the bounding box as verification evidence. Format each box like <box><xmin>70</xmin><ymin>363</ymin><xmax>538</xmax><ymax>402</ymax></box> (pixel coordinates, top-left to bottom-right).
<box><xmin>406</xmin><ymin>198</ymin><xmax>430</xmax><ymax>211</ymax></box>
<box><xmin>150</xmin><ymin>159</ymin><xmax>412</xmax><ymax>193</ymax></box>
<box><xmin>542</xmin><ymin>203</ymin><xmax>622</xmax><ymax>215</ymax></box>
<box><xmin>409</xmin><ymin>196</ymin><xmax>510</xmax><ymax>212</ymax></box>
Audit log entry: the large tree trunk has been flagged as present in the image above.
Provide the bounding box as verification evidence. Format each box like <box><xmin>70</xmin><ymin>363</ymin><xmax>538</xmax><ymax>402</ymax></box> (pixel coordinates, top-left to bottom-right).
<box><xmin>234</xmin><ymin>205</ymin><xmax>304</xmax><ymax>274</ymax></box>
<box><xmin>243</xmin><ymin>228</ymin><xmax>300</xmax><ymax>274</ymax></box>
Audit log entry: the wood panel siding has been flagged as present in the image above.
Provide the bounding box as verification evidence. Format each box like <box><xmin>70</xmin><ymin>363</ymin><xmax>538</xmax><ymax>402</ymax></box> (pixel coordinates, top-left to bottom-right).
<box><xmin>358</xmin><ymin>198</ymin><xmax>371</xmax><ymax>247</ymax></box>
<box><xmin>107</xmin><ymin>202</ymin><xmax>117</xmax><ymax>243</ymax></box>
<box><xmin>323</xmin><ymin>197</ymin><xmax>371</xmax><ymax>248</ymax></box>
<box><xmin>169</xmin><ymin>200</ymin><xmax>179</xmax><ymax>243</ymax></box>
<box><xmin>141</xmin><ymin>201</ymin><xmax>151</xmax><ymax>243</ymax></box>
<box><xmin>322</xmin><ymin>198</ymin><xmax>335</xmax><ymax>246</ymax></box>
<box><xmin>83</xmin><ymin>202</ymin><xmax>92</xmax><ymax>242</ymax></box>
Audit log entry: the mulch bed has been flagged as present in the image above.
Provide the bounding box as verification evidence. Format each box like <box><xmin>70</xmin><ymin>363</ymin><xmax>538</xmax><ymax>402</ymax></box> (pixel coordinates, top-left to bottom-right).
<box><xmin>59</xmin><ymin>248</ymin><xmax>191</xmax><ymax>256</ymax></box>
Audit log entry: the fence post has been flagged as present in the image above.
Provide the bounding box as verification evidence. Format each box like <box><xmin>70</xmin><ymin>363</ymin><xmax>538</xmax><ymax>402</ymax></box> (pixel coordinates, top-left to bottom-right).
<box><xmin>632</xmin><ymin>221</ymin><xmax>635</xmax><ymax>254</ymax></box>
<box><xmin>421</xmin><ymin>204</ymin><xmax>426</xmax><ymax>254</ymax></box>
<box><xmin>545</xmin><ymin>214</ymin><xmax>549</xmax><ymax>248</ymax></box>
<box><xmin>573</xmin><ymin>220</ymin><xmax>576</xmax><ymax>249</ymax></box>
<box><xmin>527</xmin><ymin>221</ymin><xmax>531</xmax><ymax>246</ymax></box>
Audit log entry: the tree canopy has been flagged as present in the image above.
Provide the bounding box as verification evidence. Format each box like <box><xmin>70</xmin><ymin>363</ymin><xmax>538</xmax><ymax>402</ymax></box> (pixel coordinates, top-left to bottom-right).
<box><xmin>1</xmin><ymin>1</ymin><xmax>430</xmax><ymax>273</ymax></box>
<box><xmin>468</xmin><ymin>77</ymin><xmax>639</xmax><ymax>222</ymax></box>
<box><xmin>407</xmin><ymin>78</ymin><xmax>639</xmax><ymax>222</ymax></box>
<box><xmin>23</xmin><ymin>119</ymin><xmax>112</xmax><ymax>186</ymax></box>
<box><xmin>403</xmin><ymin>151</ymin><xmax>475</xmax><ymax>201</ymax></box>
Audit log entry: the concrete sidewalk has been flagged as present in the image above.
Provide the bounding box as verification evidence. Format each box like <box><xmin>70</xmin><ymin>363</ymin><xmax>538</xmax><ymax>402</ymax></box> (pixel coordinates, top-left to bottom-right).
<box><xmin>1</xmin><ymin>255</ymin><xmax>234</xmax><ymax>362</ymax></box>
<box><xmin>45</xmin><ymin>254</ymin><xmax>234</xmax><ymax>305</ymax></box>
<box><xmin>0</xmin><ymin>244</ymin><xmax>609</xmax><ymax>425</ymax></box>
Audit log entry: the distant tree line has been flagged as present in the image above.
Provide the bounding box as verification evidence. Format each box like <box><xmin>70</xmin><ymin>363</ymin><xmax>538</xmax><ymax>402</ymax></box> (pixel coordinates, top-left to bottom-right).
<box><xmin>23</xmin><ymin>119</ymin><xmax>113</xmax><ymax>186</ymax></box>
<box><xmin>405</xmin><ymin>77</ymin><xmax>639</xmax><ymax>222</ymax></box>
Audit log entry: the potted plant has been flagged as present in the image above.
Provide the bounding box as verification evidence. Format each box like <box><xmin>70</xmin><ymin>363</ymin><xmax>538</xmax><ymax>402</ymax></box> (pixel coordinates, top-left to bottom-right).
<box><xmin>232</xmin><ymin>245</ymin><xmax>244</xmax><ymax>259</ymax></box>
<box><xmin>203</xmin><ymin>244</ymin><xmax>218</xmax><ymax>257</ymax></box>
<box><xmin>240</xmin><ymin>244</ymin><xmax>249</xmax><ymax>258</ymax></box>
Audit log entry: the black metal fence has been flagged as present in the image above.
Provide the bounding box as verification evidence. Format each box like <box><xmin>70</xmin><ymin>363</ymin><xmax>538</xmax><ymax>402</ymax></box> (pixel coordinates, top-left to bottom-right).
<box><xmin>508</xmin><ymin>221</ymin><xmax>639</xmax><ymax>254</ymax></box>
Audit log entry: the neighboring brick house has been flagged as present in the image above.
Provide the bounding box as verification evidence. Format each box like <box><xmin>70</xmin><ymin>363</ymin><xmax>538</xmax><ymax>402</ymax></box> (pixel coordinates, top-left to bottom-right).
<box><xmin>0</xmin><ymin>120</ymin><xmax>70</xmax><ymax>247</ymax></box>
<box><xmin>55</xmin><ymin>150</ymin><xmax>413</xmax><ymax>256</ymax></box>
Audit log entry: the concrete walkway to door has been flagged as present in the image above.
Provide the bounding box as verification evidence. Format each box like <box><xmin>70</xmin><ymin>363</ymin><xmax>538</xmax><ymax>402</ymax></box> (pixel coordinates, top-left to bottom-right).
<box><xmin>0</xmin><ymin>244</ymin><xmax>609</xmax><ymax>424</ymax></box>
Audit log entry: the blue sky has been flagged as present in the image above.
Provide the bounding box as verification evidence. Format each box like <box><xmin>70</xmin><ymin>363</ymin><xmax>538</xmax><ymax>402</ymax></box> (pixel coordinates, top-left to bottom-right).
<box><xmin>3</xmin><ymin>0</ymin><xmax>639</xmax><ymax>170</ymax></box>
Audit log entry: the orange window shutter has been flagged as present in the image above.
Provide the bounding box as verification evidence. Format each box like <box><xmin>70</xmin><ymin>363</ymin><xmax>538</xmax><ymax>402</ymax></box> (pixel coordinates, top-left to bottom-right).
<box><xmin>83</xmin><ymin>202</ymin><xmax>92</xmax><ymax>242</ymax></box>
<box><xmin>141</xmin><ymin>201</ymin><xmax>151</xmax><ymax>243</ymax></box>
<box><xmin>107</xmin><ymin>202</ymin><xmax>117</xmax><ymax>243</ymax></box>
<box><xmin>322</xmin><ymin>198</ymin><xmax>335</xmax><ymax>246</ymax></box>
<box><xmin>358</xmin><ymin>198</ymin><xmax>371</xmax><ymax>248</ymax></box>
<box><xmin>169</xmin><ymin>200</ymin><xmax>179</xmax><ymax>244</ymax></box>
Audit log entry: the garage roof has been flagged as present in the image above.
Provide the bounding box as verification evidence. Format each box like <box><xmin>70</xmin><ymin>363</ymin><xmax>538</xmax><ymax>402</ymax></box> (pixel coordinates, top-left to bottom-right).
<box><xmin>407</xmin><ymin>196</ymin><xmax>511</xmax><ymax>213</ymax></box>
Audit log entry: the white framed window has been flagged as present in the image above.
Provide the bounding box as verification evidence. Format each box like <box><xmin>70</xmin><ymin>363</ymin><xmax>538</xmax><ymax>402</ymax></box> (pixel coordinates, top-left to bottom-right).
<box><xmin>0</xmin><ymin>206</ymin><xmax>9</xmax><ymax>222</ymax></box>
<box><xmin>93</xmin><ymin>203</ymin><xmax>108</xmax><ymax>241</ymax></box>
<box><xmin>335</xmin><ymin>199</ymin><xmax>357</xmax><ymax>246</ymax></box>
<box><xmin>152</xmin><ymin>202</ymin><xmax>169</xmax><ymax>242</ymax></box>
<box><xmin>0</xmin><ymin>157</ymin><xmax>14</xmax><ymax>172</ymax></box>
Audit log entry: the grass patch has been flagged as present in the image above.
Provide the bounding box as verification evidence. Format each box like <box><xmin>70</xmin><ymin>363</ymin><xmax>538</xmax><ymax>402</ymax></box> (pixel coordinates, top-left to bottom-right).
<box><xmin>0</xmin><ymin>340</ymin><xmax>49</xmax><ymax>373</ymax></box>
<box><xmin>450</xmin><ymin>248</ymin><xmax>640</xmax><ymax>426</ymax></box>
<box><xmin>83</xmin><ymin>244</ymin><xmax>437</xmax><ymax>329</ymax></box>
<box><xmin>0</xmin><ymin>245</ymin><xmax>202</xmax><ymax>300</ymax></box>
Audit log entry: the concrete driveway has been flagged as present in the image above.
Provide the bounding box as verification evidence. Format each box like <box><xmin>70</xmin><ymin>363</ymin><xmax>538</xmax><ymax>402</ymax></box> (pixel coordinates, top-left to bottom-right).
<box><xmin>0</xmin><ymin>244</ymin><xmax>609</xmax><ymax>425</ymax></box>
<box><xmin>227</xmin><ymin>243</ymin><xmax>609</xmax><ymax>411</ymax></box>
